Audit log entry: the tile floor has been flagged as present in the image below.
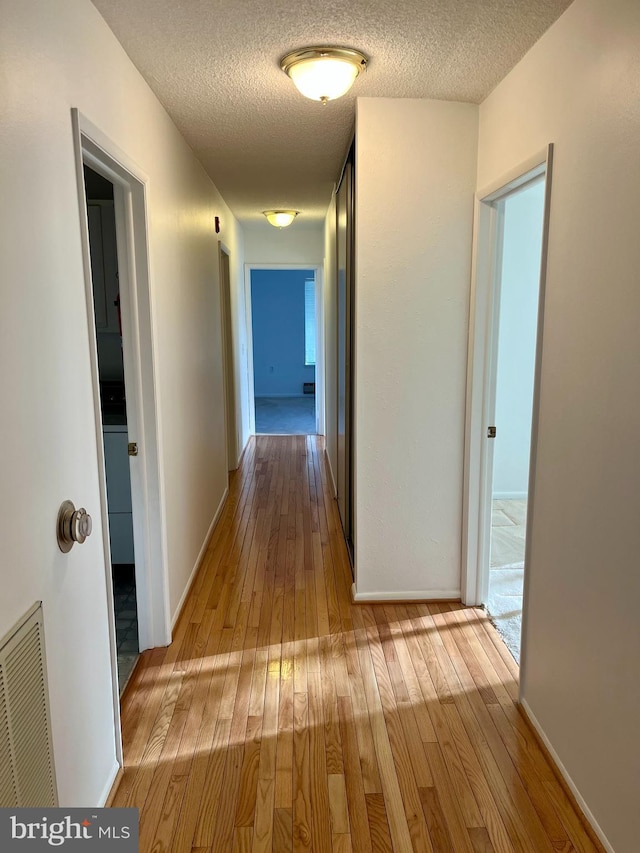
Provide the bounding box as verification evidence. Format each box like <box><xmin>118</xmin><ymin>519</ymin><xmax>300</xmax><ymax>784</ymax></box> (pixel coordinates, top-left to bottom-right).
<box><xmin>488</xmin><ymin>499</ymin><xmax>526</xmax><ymax>662</ymax></box>
<box><xmin>254</xmin><ymin>395</ymin><xmax>316</xmax><ymax>434</ymax></box>
<box><xmin>112</xmin><ymin>564</ymin><xmax>139</xmax><ymax>694</ymax></box>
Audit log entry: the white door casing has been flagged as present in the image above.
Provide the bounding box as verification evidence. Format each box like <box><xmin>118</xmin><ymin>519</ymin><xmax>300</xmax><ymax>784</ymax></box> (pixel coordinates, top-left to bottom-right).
<box><xmin>219</xmin><ymin>243</ymin><xmax>240</xmax><ymax>470</ymax></box>
<box><xmin>243</xmin><ymin>264</ymin><xmax>325</xmax><ymax>437</ymax></box>
<box><xmin>71</xmin><ymin>109</ymin><xmax>171</xmax><ymax>759</ymax></box>
<box><xmin>461</xmin><ymin>145</ymin><xmax>554</xmax><ymax>662</ymax></box>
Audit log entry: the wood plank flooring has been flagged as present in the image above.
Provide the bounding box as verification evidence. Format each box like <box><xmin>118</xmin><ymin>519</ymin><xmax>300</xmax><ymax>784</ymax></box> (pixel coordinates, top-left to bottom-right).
<box><xmin>112</xmin><ymin>435</ymin><xmax>602</xmax><ymax>853</ymax></box>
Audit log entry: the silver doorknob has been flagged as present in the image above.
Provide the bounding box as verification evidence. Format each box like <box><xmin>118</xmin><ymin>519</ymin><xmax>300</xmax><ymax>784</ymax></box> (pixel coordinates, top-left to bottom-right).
<box><xmin>57</xmin><ymin>500</ymin><xmax>93</xmax><ymax>553</ymax></box>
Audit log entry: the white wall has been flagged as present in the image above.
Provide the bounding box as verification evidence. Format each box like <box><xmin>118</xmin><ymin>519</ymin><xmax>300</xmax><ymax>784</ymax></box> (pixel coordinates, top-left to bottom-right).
<box><xmin>354</xmin><ymin>98</ymin><xmax>478</xmax><ymax>599</ymax></box>
<box><xmin>1</xmin><ymin>0</ymin><xmax>243</xmax><ymax>807</ymax></box>
<box><xmin>323</xmin><ymin>196</ymin><xmax>338</xmax><ymax>492</ymax></box>
<box><xmin>243</xmin><ymin>222</ymin><xmax>324</xmax><ymax>265</ymax></box>
<box><xmin>493</xmin><ymin>180</ymin><xmax>545</xmax><ymax>499</ymax></box>
<box><xmin>478</xmin><ymin>1</ymin><xmax>640</xmax><ymax>849</ymax></box>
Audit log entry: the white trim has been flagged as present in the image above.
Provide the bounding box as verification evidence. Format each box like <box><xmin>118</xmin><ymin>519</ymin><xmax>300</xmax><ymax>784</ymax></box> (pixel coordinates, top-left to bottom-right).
<box><xmin>461</xmin><ymin>196</ymin><xmax>500</xmax><ymax>607</ymax></box>
<box><xmin>519</xmin><ymin>700</ymin><xmax>614</xmax><ymax>853</ymax></box>
<box><xmin>218</xmin><ymin>243</ymin><xmax>240</xmax><ymax>470</ymax></box>
<box><xmin>244</xmin><ymin>266</ymin><xmax>256</xmax><ymax>436</ymax></box>
<box><xmin>74</xmin><ymin>110</ymin><xmax>171</xmax><ymax>651</ymax></box>
<box><xmin>245</xmin><ymin>263</ymin><xmax>325</xmax><ymax>436</ymax></box>
<box><xmin>98</xmin><ymin>761</ymin><xmax>121</xmax><ymax>807</ymax></box>
<box><xmin>325</xmin><ymin>448</ymin><xmax>337</xmax><ymax>498</ymax></box>
<box><xmin>71</xmin><ymin>109</ymin><xmax>172</xmax><ymax>770</ymax></box>
<box><xmin>172</xmin><ymin>487</ymin><xmax>229</xmax><ymax>629</ymax></box>
<box><xmin>519</xmin><ymin>147</ymin><xmax>554</xmax><ymax>698</ymax></box>
<box><xmin>477</xmin><ymin>150</ymin><xmax>548</xmax><ymax>202</ymax></box>
<box><xmin>237</xmin><ymin>435</ymin><xmax>251</xmax><ymax>469</ymax></box>
<box><xmin>493</xmin><ymin>491</ymin><xmax>528</xmax><ymax>501</ymax></box>
<box><xmin>461</xmin><ymin>146</ymin><xmax>553</xmax><ymax>611</ymax></box>
<box><xmin>351</xmin><ymin>584</ymin><xmax>460</xmax><ymax>603</ymax></box>
<box><xmin>478</xmin><ymin>200</ymin><xmax>505</xmax><ymax>607</ymax></box>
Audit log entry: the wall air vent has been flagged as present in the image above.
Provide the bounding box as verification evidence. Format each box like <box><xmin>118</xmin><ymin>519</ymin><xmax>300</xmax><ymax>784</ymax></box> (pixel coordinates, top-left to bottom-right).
<box><xmin>0</xmin><ymin>603</ymin><xmax>57</xmax><ymax>807</ymax></box>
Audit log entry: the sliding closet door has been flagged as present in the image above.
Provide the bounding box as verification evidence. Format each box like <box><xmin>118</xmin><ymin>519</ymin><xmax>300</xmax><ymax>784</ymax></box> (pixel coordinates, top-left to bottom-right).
<box><xmin>336</xmin><ymin>154</ymin><xmax>354</xmax><ymax>562</ymax></box>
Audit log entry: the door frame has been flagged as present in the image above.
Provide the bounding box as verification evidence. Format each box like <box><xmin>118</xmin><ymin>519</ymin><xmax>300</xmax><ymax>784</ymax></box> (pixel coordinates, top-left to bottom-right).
<box><xmin>334</xmin><ymin>155</ymin><xmax>355</xmax><ymax>560</ymax></box>
<box><xmin>244</xmin><ymin>263</ymin><xmax>325</xmax><ymax>436</ymax></box>
<box><xmin>71</xmin><ymin>110</ymin><xmax>171</xmax><ymax>750</ymax></box>
<box><xmin>461</xmin><ymin>146</ymin><xmax>554</xmax><ymax>626</ymax></box>
<box><xmin>218</xmin><ymin>242</ymin><xmax>239</xmax><ymax>470</ymax></box>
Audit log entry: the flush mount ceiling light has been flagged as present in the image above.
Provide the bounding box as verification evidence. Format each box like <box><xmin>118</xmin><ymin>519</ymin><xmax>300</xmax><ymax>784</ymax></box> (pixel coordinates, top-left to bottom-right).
<box><xmin>263</xmin><ymin>210</ymin><xmax>299</xmax><ymax>228</ymax></box>
<box><xmin>280</xmin><ymin>47</ymin><xmax>368</xmax><ymax>104</ymax></box>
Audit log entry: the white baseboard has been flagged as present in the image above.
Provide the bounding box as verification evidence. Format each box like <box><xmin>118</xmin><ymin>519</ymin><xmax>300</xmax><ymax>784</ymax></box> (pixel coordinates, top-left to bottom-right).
<box><xmin>519</xmin><ymin>699</ymin><xmax>614</xmax><ymax>853</ymax></box>
<box><xmin>235</xmin><ymin>434</ymin><xmax>250</xmax><ymax>469</ymax></box>
<box><xmin>351</xmin><ymin>583</ymin><xmax>460</xmax><ymax>603</ymax></box>
<box><xmin>324</xmin><ymin>448</ymin><xmax>337</xmax><ymax>497</ymax></box>
<box><xmin>98</xmin><ymin>761</ymin><xmax>121</xmax><ymax>806</ymax></box>
<box><xmin>171</xmin><ymin>487</ymin><xmax>229</xmax><ymax>629</ymax></box>
<box><xmin>493</xmin><ymin>491</ymin><xmax>528</xmax><ymax>500</ymax></box>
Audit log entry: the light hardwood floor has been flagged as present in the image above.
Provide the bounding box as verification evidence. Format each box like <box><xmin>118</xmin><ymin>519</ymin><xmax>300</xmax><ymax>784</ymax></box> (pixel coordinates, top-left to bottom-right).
<box><xmin>112</xmin><ymin>436</ymin><xmax>601</xmax><ymax>852</ymax></box>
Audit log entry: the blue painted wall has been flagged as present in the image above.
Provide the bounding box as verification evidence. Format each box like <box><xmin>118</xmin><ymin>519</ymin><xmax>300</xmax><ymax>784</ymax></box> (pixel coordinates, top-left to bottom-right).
<box><xmin>251</xmin><ymin>269</ymin><xmax>315</xmax><ymax>397</ymax></box>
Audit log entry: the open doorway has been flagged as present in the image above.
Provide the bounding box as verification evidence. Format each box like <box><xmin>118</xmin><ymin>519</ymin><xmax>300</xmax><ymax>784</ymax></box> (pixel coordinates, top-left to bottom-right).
<box><xmin>83</xmin><ymin>165</ymin><xmax>139</xmax><ymax>694</ymax></box>
<box><xmin>462</xmin><ymin>146</ymin><xmax>553</xmax><ymax>664</ymax></box>
<box><xmin>486</xmin><ymin>177</ymin><xmax>546</xmax><ymax>661</ymax></box>
<box><xmin>249</xmin><ymin>268</ymin><xmax>319</xmax><ymax>435</ymax></box>
<box><xmin>72</xmin><ymin>111</ymin><xmax>172</xmax><ymax>748</ymax></box>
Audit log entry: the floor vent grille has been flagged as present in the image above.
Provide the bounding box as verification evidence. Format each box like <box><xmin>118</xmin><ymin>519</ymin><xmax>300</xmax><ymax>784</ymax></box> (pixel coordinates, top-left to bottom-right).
<box><xmin>0</xmin><ymin>603</ymin><xmax>57</xmax><ymax>807</ymax></box>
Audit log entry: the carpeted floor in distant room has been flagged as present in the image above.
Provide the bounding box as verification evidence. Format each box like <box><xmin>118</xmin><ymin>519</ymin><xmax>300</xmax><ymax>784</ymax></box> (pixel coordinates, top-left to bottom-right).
<box><xmin>487</xmin><ymin>563</ymin><xmax>524</xmax><ymax>664</ymax></box>
<box><xmin>255</xmin><ymin>396</ymin><xmax>316</xmax><ymax>434</ymax></box>
<box><xmin>487</xmin><ymin>499</ymin><xmax>526</xmax><ymax>663</ymax></box>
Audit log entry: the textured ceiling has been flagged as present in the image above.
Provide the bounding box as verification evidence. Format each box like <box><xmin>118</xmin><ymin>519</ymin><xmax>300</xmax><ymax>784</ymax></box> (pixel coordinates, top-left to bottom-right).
<box><xmin>91</xmin><ymin>0</ymin><xmax>572</xmax><ymax>223</ymax></box>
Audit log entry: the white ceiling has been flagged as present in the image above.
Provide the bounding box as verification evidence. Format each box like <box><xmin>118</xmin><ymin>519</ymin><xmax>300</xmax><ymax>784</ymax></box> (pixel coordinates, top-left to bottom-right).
<box><xmin>91</xmin><ymin>0</ymin><xmax>572</xmax><ymax>224</ymax></box>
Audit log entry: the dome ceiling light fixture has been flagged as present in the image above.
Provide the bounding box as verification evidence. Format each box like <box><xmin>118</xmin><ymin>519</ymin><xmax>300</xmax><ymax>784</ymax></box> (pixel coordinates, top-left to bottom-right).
<box><xmin>280</xmin><ymin>47</ymin><xmax>368</xmax><ymax>105</ymax></box>
<box><xmin>262</xmin><ymin>210</ymin><xmax>300</xmax><ymax>228</ymax></box>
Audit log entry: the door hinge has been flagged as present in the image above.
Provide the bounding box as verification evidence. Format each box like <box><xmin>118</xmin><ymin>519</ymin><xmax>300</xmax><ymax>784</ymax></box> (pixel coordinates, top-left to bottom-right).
<box><xmin>128</xmin><ymin>442</ymin><xmax>138</xmax><ymax>456</ymax></box>
<box><xmin>487</xmin><ymin>426</ymin><xmax>497</xmax><ymax>438</ymax></box>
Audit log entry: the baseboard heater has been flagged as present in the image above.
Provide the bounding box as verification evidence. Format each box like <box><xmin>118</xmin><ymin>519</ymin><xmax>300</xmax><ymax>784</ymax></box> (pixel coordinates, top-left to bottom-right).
<box><xmin>303</xmin><ymin>382</ymin><xmax>315</xmax><ymax>395</ymax></box>
<box><xmin>0</xmin><ymin>602</ymin><xmax>57</xmax><ymax>807</ymax></box>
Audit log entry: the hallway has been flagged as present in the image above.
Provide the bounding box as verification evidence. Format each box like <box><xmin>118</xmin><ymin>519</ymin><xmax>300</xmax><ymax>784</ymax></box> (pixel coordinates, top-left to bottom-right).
<box><xmin>111</xmin><ymin>436</ymin><xmax>600</xmax><ymax>852</ymax></box>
